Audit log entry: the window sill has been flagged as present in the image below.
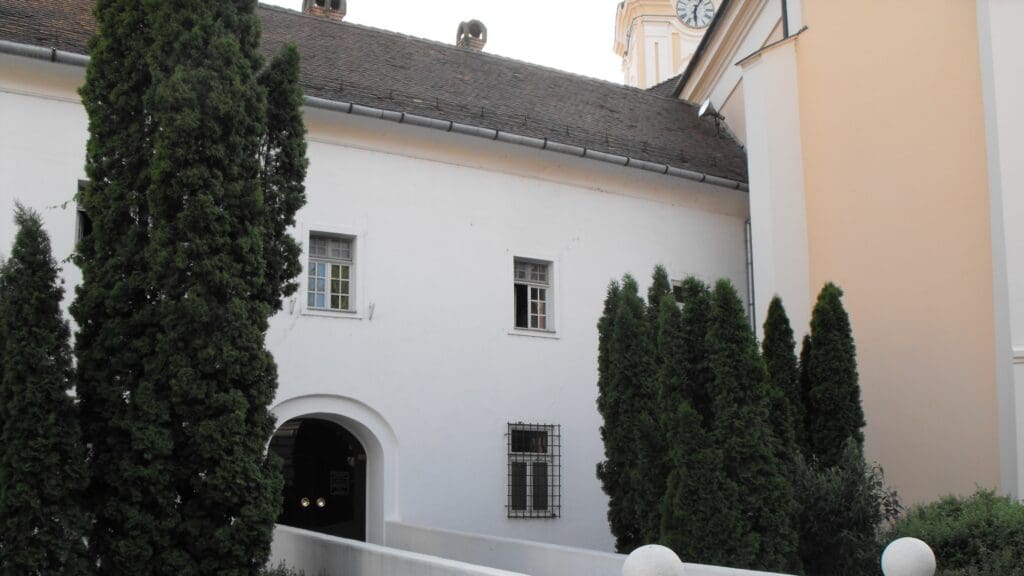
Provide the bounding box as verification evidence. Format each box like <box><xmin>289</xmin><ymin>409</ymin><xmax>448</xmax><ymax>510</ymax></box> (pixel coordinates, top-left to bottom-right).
<box><xmin>507</xmin><ymin>328</ymin><xmax>559</xmax><ymax>340</ymax></box>
<box><xmin>301</xmin><ymin>308</ymin><xmax>363</xmax><ymax>320</ymax></box>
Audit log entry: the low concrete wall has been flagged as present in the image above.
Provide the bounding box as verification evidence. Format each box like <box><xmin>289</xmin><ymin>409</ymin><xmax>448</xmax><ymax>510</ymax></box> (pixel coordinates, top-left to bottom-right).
<box><xmin>385</xmin><ymin>521</ymin><xmax>623</xmax><ymax>576</ymax></box>
<box><xmin>384</xmin><ymin>521</ymin><xmax>794</xmax><ymax>576</ymax></box>
<box><xmin>271</xmin><ymin>524</ymin><xmax>528</xmax><ymax>576</ymax></box>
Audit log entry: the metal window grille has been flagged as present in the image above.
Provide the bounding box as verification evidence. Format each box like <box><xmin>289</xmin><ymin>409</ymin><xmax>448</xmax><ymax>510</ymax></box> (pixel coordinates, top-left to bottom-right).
<box><xmin>506</xmin><ymin>423</ymin><xmax>560</xmax><ymax>519</ymax></box>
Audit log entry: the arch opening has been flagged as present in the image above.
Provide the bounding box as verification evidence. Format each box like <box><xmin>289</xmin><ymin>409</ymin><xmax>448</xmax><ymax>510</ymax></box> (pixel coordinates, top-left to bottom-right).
<box><xmin>270</xmin><ymin>417</ymin><xmax>367</xmax><ymax>541</ymax></box>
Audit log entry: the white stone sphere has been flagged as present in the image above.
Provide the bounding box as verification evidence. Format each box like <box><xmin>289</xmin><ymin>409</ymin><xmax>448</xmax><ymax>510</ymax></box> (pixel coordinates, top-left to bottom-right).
<box><xmin>622</xmin><ymin>544</ymin><xmax>684</xmax><ymax>576</ymax></box>
<box><xmin>881</xmin><ymin>537</ymin><xmax>936</xmax><ymax>576</ymax></box>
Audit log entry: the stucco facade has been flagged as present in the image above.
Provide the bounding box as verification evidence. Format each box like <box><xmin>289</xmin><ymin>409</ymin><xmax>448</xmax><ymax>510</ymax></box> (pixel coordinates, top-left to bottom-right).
<box><xmin>0</xmin><ymin>43</ymin><xmax>750</xmax><ymax>550</ymax></box>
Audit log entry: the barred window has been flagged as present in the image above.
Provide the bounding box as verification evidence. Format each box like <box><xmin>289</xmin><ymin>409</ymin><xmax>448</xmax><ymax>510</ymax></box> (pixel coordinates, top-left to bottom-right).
<box><xmin>308</xmin><ymin>234</ymin><xmax>354</xmax><ymax>312</ymax></box>
<box><xmin>507</xmin><ymin>423</ymin><xmax>560</xmax><ymax>518</ymax></box>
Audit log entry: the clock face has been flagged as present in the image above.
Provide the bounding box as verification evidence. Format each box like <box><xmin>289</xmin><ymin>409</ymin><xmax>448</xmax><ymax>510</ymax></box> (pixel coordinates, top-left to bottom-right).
<box><xmin>676</xmin><ymin>0</ymin><xmax>715</xmax><ymax>29</ymax></box>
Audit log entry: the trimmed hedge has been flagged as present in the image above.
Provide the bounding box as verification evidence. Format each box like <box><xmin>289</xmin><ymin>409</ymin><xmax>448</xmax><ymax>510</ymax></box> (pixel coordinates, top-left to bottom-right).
<box><xmin>884</xmin><ymin>489</ymin><xmax>1024</xmax><ymax>576</ymax></box>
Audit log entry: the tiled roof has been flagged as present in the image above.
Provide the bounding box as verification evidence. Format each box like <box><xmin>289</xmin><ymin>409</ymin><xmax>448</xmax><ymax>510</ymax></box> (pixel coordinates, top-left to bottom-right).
<box><xmin>0</xmin><ymin>1</ymin><xmax>748</xmax><ymax>183</ymax></box>
<box><xmin>646</xmin><ymin>74</ymin><xmax>683</xmax><ymax>98</ymax></box>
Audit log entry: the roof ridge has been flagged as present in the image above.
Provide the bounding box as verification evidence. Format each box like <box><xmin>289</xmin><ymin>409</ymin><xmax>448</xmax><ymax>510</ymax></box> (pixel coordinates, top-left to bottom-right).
<box><xmin>256</xmin><ymin>2</ymin><xmax>696</xmax><ymax>107</ymax></box>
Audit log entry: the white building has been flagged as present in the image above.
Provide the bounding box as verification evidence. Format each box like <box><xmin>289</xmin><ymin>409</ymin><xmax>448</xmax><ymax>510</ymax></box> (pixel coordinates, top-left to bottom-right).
<box><xmin>0</xmin><ymin>0</ymin><xmax>750</xmax><ymax>552</ymax></box>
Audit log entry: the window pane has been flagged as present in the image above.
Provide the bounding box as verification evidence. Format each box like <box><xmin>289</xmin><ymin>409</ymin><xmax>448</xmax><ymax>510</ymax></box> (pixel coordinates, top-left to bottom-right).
<box><xmin>331</xmin><ymin>265</ymin><xmax>340</xmax><ymax>280</ymax></box>
<box><xmin>316</xmin><ymin>278</ymin><xmax>325</xmax><ymax>292</ymax></box>
<box><xmin>331</xmin><ymin>295</ymin><xmax>340</xmax><ymax>309</ymax></box>
<box><xmin>510</xmin><ymin>462</ymin><xmax>527</xmax><ymax>510</ymax></box>
<box><xmin>307</xmin><ymin>293</ymin><xmax>315</xmax><ymax>307</ymax></box>
<box><xmin>317</xmin><ymin>262</ymin><xmax>326</xmax><ymax>276</ymax></box>
<box><xmin>537</xmin><ymin>288</ymin><xmax>546</xmax><ymax>301</ymax></box>
<box><xmin>340</xmin><ymin>281</ymin><xmax>349</xmax><ymax>295</ymax></box>
<box><xmin>537</xmin><ymin>316</ymin><xmax>546</xmax><ymax>330</ymax></box>
<box><xmin>341</xmin><ymin>265</ymin><xmax>350</xmax><ymax>280</ymax></box>
<box><xmin>532</xmin><ymin>462</ymin><xmax>548</xmax><ymax>511</ymax></box>
<box><xmin>511</xmin><ymin>430</ymin><xmax>547</xmax><ymax>453</ymax></box>
<box><xmin>340</xmin><ymin>296</ymin><xmax>350</xmax><ymax>310</ymax></box>
<box><xmin>315</xmin><ymin>294</ymin><xmax>325</xmax><ymax>308</ymax></box>
<box><xmin>530</xmin><ymin>302</ymin><xmax>538</xmax><ymax>315</ymax></box>
<box><xmin>514</xmin><ymin>284</ymin><xmax>528</xmax><ymax>328</ymax></box>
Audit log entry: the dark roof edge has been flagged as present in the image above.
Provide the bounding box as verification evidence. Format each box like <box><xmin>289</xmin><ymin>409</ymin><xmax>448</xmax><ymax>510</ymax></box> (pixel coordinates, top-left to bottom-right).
<box><xmin>0</xmin><ymin>38</ymin><xmax>748</xmax><ymax>191</ymax></box>
<box><xmin>671</xmin><ymin>0</ymin><xmax>734</xmax><ymax>100</ymax></box>
<box><xmin>258</xmin><ymin>3</ymin><xmax>692</xmax><ymax>106</ymax></box>
<box><xmin>304</xmin><ymin>96</ymin><xmax>748</xmax><ymax>191</ymax></box>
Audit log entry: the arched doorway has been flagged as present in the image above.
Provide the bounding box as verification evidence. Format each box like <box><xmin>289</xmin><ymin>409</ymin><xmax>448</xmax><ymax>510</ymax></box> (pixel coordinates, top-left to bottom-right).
<box><xmin>269</xmin><ymin>417</ymin><xmax>367</xmax><ymax>541</ymax></box>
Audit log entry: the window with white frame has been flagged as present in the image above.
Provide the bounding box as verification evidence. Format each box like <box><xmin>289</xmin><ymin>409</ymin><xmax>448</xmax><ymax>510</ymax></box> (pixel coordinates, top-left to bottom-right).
<box><xmin>506</xmin><ymin>423</ymin><xmax>560</xmax><ymax>518</ymax></box>
<box><xmin>513</xmin><ymin>259</ymin><xmax>552</xmax><ymax>330</ymax></box>
<box><xmin>307</xmin><ymin>234</ymin><xmax>354</xmax><ymax>312</ymax></box>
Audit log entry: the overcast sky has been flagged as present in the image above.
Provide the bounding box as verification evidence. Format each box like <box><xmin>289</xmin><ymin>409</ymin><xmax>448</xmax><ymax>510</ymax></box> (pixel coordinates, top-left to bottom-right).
<box><xmin>261</xmin><ymin>0</ymin><xmax>626</xmax><ymax>83</ymax></box>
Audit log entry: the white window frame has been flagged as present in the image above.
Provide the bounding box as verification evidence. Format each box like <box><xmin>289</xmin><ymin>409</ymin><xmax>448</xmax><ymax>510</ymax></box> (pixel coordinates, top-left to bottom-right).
<box><xmin>301</xmin><ymin>225</ymin><xmax>364</xmax><ymax>318</ymax></box>
<box><xmin>506</xmin><ymin>423</ymin><xmax>560</xmax><ymax>519</ymax></box>
<box><xmin>511</xmin><ymin>256</ymin><xmax>556</xmax><ymax>336</ymax></box>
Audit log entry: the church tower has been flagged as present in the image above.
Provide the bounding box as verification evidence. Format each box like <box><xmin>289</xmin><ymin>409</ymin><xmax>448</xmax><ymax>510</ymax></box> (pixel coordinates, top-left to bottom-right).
<box><xmin>613</xmin><ymin>0</ymin><xmax>716</xmax><ymax>89</ymax></box>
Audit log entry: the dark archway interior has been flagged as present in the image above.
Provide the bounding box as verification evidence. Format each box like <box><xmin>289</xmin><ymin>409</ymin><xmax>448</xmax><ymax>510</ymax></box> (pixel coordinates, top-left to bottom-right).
<box><xmin>269</xmin><ymin>417</ymin><xmax>367</xmax><ymax>541</ymax></box>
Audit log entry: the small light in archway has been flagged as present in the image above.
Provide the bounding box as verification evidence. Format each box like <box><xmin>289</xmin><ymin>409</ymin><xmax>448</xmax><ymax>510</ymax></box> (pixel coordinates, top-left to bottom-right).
<box><xmin>316</xmin><ymin>497</ymin><xmax>326</xmax><ymax>508</ymax></box>
<box><xmin>300</xmin><ymin>497</ymin><xmax>310</xmax><ymax>508</ymax></box>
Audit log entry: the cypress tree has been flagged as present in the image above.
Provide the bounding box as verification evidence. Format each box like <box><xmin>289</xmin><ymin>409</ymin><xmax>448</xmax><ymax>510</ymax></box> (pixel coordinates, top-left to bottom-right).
<box><xmin>798</xmin><ymin>333</ymin><xmax>813</xmax><ymax>458</ymax></box>
<box><xmin>0</xmin><ymin>207</ymin><xmax>89</xmax><ymax>575</ymax></box>
<box><xmin>596</xmin><ymin>280</ymin><xmax>627</xmax><ymax>548</ymax></box>
<box><xmin>143</xmin><ymin>1</ymin><xmax>289</xmax><ymax>572</ymax></box>
<box><xmin>678</xmin><ymin>277</ymin><xmax>714</xmax><ymax>426</ymax></box>
<box><xmin>634</xmin><ymin>266</ymin><xmax>673</xmax><ymax>543</ymax></box>
<box><xmin>706</xmin><ymin>279</ymin><xmax>800</xmax><ymax>572</ymax></box>
<box><xmin>761</xmin><ymin>297</ymin><xmax>802</xmax><ymax>471</ymax></box>
<box><xmin>659</xmin><ymin>400</ymin><xmax>742</xmax><ymax>566</ymax></box>
<box><xmin>76</xmin><ymin>1</ymin><xmax>306</xmax><ymax>573</ymax></box>
<box><xmin>258</xmin><ymin>43</ymin><xmax>308</xmax><ymax>311</ymax></box>
<box><xmin>806</xmin><ymin>283</ymin><xmax>865</xmax><ymax>467</ymax></box>
<box><xmin>76</xmin><ymin>0</ymin><xmax>175</xmax><ymax>571</ymax></box>
<box><xmin>597</xmin><ymin>275</ymin><xmax>654</xmax><ymax>552</ymax></box>
<box><xmin>646</xmin><ymin>264</ymin><xmax>672</xmax><ymax>348</ymax></box>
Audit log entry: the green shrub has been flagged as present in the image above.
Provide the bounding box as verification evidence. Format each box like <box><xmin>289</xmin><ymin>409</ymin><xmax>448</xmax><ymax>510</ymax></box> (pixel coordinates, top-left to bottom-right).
<box><xmin>797</xmin><ymin>440</ymin><xmax>901</xmax><ymax>576</ymax></box>
<box><xmin>883</xmin><ymin>489</ymin><xmax>1024</xmax><ymax>576</ymax></box>
<box><xmin>259</xmin><ymin>562</ymin><xmax>305</xmax><ymax>576</ymax></box>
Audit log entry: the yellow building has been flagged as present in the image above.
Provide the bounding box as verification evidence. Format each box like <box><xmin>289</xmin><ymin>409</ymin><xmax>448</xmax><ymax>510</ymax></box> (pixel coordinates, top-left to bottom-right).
<box><xmin>646</xmin><ymin>0</ymin><xmax>1024</xmax><ymax>505</ymax></box>
<box><xmin>613</xmin><ymin>0</ymin><xmax>713</xmax><ymax>89</ymax></box>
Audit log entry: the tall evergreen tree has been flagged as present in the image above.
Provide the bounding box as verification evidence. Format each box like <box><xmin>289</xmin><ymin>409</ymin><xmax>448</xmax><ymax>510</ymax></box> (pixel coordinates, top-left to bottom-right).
<box><xmin>142</xmin><ymin>1</ymin><xmax>289</xmax><ymax>572</ymax></box>
<box><xmin>678</xmin><ymin>277</ymin><xmax>714</xmax><ymax>426</ymax></box>
<box><xmin>659</xmin><ymin>400</ymin><xmax>742</xmax><ymax>566</ymax></box>
<box><xmin>761</xmin><ymin>297</ymin><xmax>802</xmax><ymax>471</ymax></box>
<box><xmin>0</xmin><ymin>207</ymin><xmax>89</xmax><ymax>576</ymax></box>
<box><xmin>634</xmin><ymin>266</ymin><xmax>674</xmax><ymax>543</ymax></box>
<box><xmin>706</xmin><ymin>280</ymin><xmax>800</xmax><ymax>573</ymax></box>
<box><xmin>76</xmin><ymin>1</ymin><xmax>175</xmax><ymax>571</ymax></box>
<box><xmin>798</xmin><ymin>333</ymin><xmax>813</xmax><ymax>458</ymax></box>
<box><xmin>76</xmin><ymin>1</ymin><xmax>306</xmax><ymax>573</ymax></box>
<box><xmin>597</xmin><ymin>275</ymin><xmax>654</xmax><ymax>552</ymax></box>
<box><xmin>257</xmin><ymin>43</ymin><xmax>307</xmax><ymax>311</ymax></box>
<box><xmin>806</xmin><ymin>283</ymin><xmax>865</xmax><ymax>467</ymax></box>
<box><xmin>646</xmin><ymin>264</ymin><xmax>672</xmax><ymax>348</ymax></box>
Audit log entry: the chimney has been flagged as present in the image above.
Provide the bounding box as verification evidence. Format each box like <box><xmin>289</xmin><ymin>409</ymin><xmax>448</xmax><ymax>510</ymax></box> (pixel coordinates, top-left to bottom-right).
<box><xmin>303</xmin><ymin>0</ymin><xmax>346</xmax><ymax>22</ymax></box>
<box><xmin>456</xmin><ymin>20</ymin><xmax>487</xmax><ymax>51</ymax></box>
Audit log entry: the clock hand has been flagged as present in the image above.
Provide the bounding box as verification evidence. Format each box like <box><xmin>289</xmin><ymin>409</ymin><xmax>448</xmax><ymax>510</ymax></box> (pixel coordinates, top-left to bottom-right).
<box><xmin>693</xmin><ymin>3</ymin><xmax>699</xmax><ymax>22</ymax></box>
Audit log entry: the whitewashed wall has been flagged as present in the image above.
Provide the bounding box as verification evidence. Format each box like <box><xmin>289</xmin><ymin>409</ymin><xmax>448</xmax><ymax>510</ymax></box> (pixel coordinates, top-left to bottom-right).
<box><xmin>978</xmin><ymin>0</ymin><xmax>1024</xmax><ymax>498</ymax></box>
<box><xmin>0</xmin><ymin>51</ymin><xmax>750</xmax><ymax>552</ymax></box>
